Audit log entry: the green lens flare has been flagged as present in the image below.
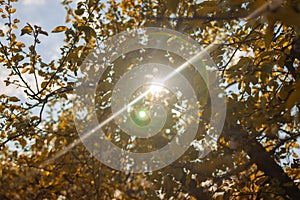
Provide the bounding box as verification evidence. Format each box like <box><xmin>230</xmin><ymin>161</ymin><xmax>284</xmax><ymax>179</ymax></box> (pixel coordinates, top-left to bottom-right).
<box><xmin>131</xmin><ymin>108</ymin><xmax>151</xmax><ymax>127</ymax></box>
<box><xmin>138</xmin><ymin>109</ymin><xmax>147</xmax><ymax>119</ymax></box>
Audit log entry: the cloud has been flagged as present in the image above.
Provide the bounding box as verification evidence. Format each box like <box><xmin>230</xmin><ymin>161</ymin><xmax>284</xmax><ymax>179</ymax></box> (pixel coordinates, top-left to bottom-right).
<box><xmin>0</xmin><ymin>69</ymin><xmax>27</xmax><ymax>100</ymax></box>
<box><xmin>22</xmin><ymin>0</ymin><xmax>46</xmax><ymax>6</ymax></box>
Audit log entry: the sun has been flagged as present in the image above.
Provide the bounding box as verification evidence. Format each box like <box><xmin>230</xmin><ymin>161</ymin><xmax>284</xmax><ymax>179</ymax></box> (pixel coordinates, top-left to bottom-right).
<box><xmin>149</xmin><ymin>84</ymin><xmax>164</xmax><ymax>95</ymax></box>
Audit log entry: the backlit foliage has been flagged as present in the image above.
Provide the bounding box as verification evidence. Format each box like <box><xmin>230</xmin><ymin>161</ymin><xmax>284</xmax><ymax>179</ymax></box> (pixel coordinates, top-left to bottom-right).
<box><xmin>1</xmin><ymin>0</ymin><xmax>300</xmax><ymax>199</ymax></box>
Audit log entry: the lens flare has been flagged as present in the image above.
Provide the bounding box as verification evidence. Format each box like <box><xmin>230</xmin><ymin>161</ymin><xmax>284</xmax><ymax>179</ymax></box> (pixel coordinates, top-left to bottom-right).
<box><xmin>41</xmin><ymin>1</ymin><xmax>279</xmax><ymax>173</ymax></box>
<box><xmin>72</xmin><ymin>27</ymin><xmax>226</xmax><ymax>172</ymax></box>
<box><xmin>138</xmin><ymin>109</ymin><xmax>147</xmax><ymax>119</ymax></box>
<box><xmin>149</xmin><ymin>84</ymin><xmax>164</xmax><ymax>95</ymax></box>
<box><xmin>131</xmin><ymin>108</ymin><xmax>151</xmax><ymax>127</ymax></box>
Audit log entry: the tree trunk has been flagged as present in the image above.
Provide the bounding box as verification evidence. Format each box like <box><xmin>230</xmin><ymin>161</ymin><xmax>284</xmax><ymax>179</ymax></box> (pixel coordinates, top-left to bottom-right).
<box><xmin>231</xmin><ymin>127</ymin><xmax>300</xmax><ymax>199</ymax></box>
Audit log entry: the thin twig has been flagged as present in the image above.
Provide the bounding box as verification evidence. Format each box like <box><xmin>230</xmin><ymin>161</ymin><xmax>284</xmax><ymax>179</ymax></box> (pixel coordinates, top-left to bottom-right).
<box><xmin>221</xmin><ymin>23</ymin><xmax>262</xmax><ymax>76</ymax></box>
<box><xmin>270</xmin><ymin>132</ymin><xmax>300</xmax><ymax>154</ymax></box>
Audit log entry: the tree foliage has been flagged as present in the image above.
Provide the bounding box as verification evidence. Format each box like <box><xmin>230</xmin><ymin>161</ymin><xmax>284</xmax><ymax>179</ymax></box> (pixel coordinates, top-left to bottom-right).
<box><xmin>1</xmin><ymin>0</ymin><xmax>300</xmax><ymax>199</ymax></box>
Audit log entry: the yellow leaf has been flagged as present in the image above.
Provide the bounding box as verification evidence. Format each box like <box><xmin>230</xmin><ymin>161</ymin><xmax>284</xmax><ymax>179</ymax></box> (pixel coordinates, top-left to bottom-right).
<box><xmin>29</xmin><ymin>66</ymin><xmax>35</xmax><ymax>73</ymax></box>
<box><xmin>20</xmin><ymin>25</ymin><xmax>32</xmax><ymax>36</ymax></box>
<box><xmin>21</xmin><ymin>68</ymin><xmax>29</xmax><ymax>74</ymax></box>
<box><xmin>15</xmin><ymin>41</ymin><xmax>25</xmax><ymax>47</ymax></box>
<box><xmin>13</xmin><ymin>18</ymin><xmax>20</xmax><ymax>23</ymax></box>
<box><xmin>52</xmin><ymin>26</ymin><xmax>68</xmax><ymax>33</ymax></box>
<box><xmin>9</xmin><ymin>8</ymin><xmax>16</xmax><ymax>14</ymax></box>
<box><xmin>19</xmin><ymin>138</ymin><xmax>27</xmax><ymax>148</ymax></box>
<box><xmin>10</xmin><ymin>96</ymin><xmax>19</xmax><ymax>102</ymax></box>
<box><xmin>45</xmin><ymin>171</ymin><xmax>50</xmax><ymax>176</ymax></box>
<box><xmin>292</xmin><ymin>142</ymin><xmax>299</xmax><ymax>149</ymax></box>
<box><xmin>75</xmin><ymin>8</ymin><xmax>85</xmax><ymax>15</ymax></box>
<box><xmin>41</xmin><ymin>81</ymin><xmax>48</xmax><ymax>88</ymax></box>
<box><xmin>77</xmin><ymin>25</ymin><xmax>96</xmax><ymax>39</ymax></box>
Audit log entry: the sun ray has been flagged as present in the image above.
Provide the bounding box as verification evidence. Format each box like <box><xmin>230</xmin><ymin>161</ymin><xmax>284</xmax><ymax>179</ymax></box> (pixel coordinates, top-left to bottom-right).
<box><xmin>39</xmin><ymin>0</ymin><xmax>283</xmax><ymax>168</ymax></box>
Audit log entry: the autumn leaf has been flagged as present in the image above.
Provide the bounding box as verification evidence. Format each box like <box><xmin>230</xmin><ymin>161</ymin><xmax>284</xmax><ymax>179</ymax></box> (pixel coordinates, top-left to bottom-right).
<box><xmin>52</xmin><ymin>25</ymin><xmax>68</xmax><ymax>33</ymax></box>
<box><xmin>21</xmin><ymin>68</ymin><xmax>29</xmax><ymax>74</ymax></box>
<box><xmin>38</xmin><ymin>29</ymin><xmax>49</xmax><ymax>36</ymax></box>
<box><xmin>9</xmin><ymin>96</ymin><xmax>19</xmax><ymax>102</ymax></box>
<box><xmin>20</xmin><ymin>25</ymin><xmax>32</xmax><ymax>36</ymax></box>
<box><xmin>1</xmin><ymin>1</ymin><xmax>300</xmax><ymax>200</ymax></box>
<box><xmin>75</xmin><ymin>8</ymin><xmax>85</xmax><ymax>15</ymax></box>
<box><xmin>77</xmin><ymin>25</ymin><xmax>96</xmax><ymax>39</ymax></box>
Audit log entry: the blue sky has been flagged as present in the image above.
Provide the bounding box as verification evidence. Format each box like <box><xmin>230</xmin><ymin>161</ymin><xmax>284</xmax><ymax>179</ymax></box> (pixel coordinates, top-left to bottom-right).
<box><xmin>1</xmin><ymin>0</ymin><xmax>299</xmax><ymax>169</ymax></box>
<box><xmin>0</xmin><ymin>0</ymin><xmax>244</xmax><ymax>99</ymax></box>
<box><xmin>0</xmin><ymin>0</ymin><xmax>67</xmax><ymax>100</ymax></box>
<box><xmin>0</xmin><ymin>0</ymin><xmax>72</xmax><ymax>151</ymax></box>
<box><xmin>14</xmin><ymin>0</ymin><xmax>66</xmax><ymax>60</ymax></box>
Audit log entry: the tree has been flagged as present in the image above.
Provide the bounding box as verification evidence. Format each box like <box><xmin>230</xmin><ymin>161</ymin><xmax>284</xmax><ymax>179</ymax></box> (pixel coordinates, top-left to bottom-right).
<box><xmin>1</xmin><ymin>0</ymin><xmax>300</xmax><ymax>199</ymax></box>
